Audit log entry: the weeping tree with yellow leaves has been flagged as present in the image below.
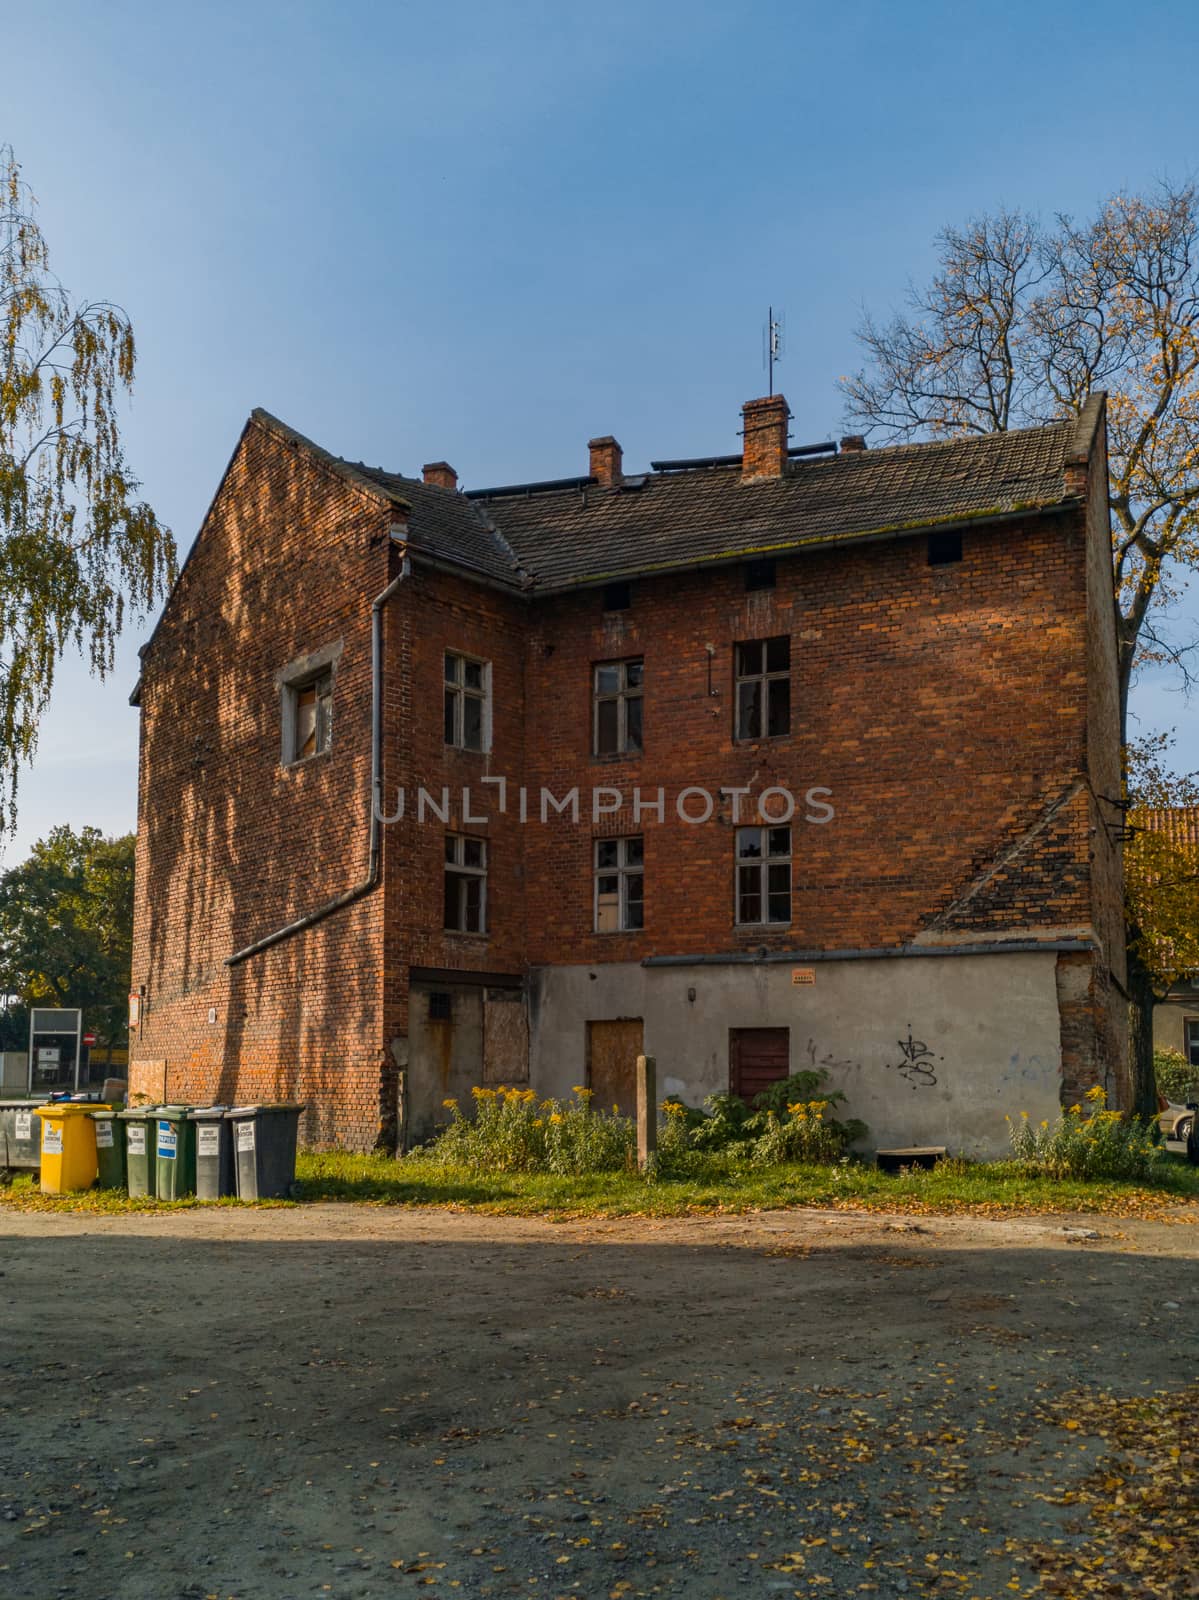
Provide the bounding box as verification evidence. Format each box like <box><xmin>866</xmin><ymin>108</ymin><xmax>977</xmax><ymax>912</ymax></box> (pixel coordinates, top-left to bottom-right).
<box><xmin>843</xmin><ymin>184</ymin><xmax>1199</xmax><ymax>1114</ymax></box>
<box><xmin>0</xmin><ymin>146</ymin><xmax>174</xmax><ymax>828</ymax></box>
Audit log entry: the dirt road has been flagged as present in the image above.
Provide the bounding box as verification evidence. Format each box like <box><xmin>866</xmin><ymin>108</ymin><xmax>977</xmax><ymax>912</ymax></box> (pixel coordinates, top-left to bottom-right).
<box><xmin>1</xmin><ymin>1203</ymin><xmax>1196</xmax><ymax>1599</ymax></box>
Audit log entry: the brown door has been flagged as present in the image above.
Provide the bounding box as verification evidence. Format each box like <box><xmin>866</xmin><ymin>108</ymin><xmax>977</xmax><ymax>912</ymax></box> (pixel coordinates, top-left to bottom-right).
<box><xmin>587</xmin><ymin>1019</ymin><xmax>644</xmax><ymax>1117</ymax></box>
<box><xmin>730</xmin><ymin>1027</ymin><xmax>790</xmax><ymax>1102</ymax></box>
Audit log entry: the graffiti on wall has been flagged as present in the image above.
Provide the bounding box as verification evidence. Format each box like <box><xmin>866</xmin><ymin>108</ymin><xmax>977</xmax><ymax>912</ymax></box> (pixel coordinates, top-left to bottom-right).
<box><xmin>885</xmin><ymin>1025</ymin><xmax>942</xmax><ymax>1089</ymax></box>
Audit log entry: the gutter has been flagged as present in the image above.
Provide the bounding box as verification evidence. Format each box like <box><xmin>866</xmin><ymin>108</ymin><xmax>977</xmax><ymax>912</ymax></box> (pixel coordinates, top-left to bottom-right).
<box><xmin>226</xmin><ymin>546</ymin><xmax>411</xmax><ymax>966</ymax></box>
<box><xmin>641</xmin><ymin>938</ymin><xmax>1095</xmax><ymax>969</ymax></box>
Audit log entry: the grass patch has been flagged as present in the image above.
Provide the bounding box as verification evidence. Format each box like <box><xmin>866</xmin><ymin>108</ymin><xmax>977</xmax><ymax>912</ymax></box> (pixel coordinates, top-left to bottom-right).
<box><xmin>3</xmin><ymin>1151</ymin><xmax>1197</xmax><ymax>1221</ymax></box>
<box><xmin>291</xmin><ymin>1148</ymin><xmax>1199</xmax><ymax>1222</ymax></box>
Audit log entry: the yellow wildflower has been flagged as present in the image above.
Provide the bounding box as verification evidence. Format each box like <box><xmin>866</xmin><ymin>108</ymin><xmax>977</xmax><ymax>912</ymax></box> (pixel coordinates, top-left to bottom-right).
<box><xmin>1085</xmin><ymin>1084</ymin><xmax>1107</xmax><ymax>1103</ymax></box>
<box><xmin>442</xmin><ymin>1097</ymin><xmax>458</xmax><ymax>1110</ymax></box>
<box><xmin>549</xmin><ymin>1112</ymin><xmax>564</xmax><ymax>1125</ymax></box>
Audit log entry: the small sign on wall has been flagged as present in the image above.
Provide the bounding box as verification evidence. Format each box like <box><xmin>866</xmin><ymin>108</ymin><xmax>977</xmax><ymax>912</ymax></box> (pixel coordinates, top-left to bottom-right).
<box><xmin>791</xmin><ymin>968</ymin><xmax>816</xmax><ymax>986</ymax></box>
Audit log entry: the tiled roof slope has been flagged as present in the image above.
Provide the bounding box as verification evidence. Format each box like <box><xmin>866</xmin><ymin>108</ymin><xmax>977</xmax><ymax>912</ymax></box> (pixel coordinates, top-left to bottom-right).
<box><xmin>272</xmin><ymin>408</ymin><xmax>1087</xmax><ymax>594</ymax></box>
<box><xmin>485</xmin><ymin>420</ymin><xmax>1078</xmax><ymax>590</ymax></box>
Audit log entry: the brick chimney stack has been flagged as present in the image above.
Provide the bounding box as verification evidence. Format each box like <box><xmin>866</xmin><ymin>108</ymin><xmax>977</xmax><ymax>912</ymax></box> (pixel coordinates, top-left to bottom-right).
<box><xmin>422</xmin><ymin>461</ymin><xmax>458</xmax><ymax>490</ymax></box>
<box><xmin>741</xmin><ymin>395</ymin><xmax>790</xmax><ymax>481</ymax></box>
<box><xmin>588</xmin><ymin>435</ymin><xmax>623</xmax><ymax>487</ymax></box>
<box><xmin>840</xmin><ymin>434</ymin><xmax>867</xmax><ymax>453</ymax></box>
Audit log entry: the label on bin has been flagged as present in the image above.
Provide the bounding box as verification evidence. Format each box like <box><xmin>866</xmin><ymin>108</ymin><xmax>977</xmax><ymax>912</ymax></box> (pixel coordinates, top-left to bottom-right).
<box><xmin>197</xmin><ymin>1125</ymin><xmax>220</xmax><ymax>1157</ymax></box>
<box><xmin>43</xmin><ymin>1123</ymin><xmax>63</xmax><ymax>1155</ymax></box>
<box><xmin>157</xmin><ymin>1122</ymin><xmax>177</xmax><ymax>1159</ymax></box>
<box><xmin>126</xmin><ymin>1124</ymin><xmax>146</xmax><ymax>1155</ymax></box>
<box><xmin>237</xmin><ymin>1120</ymin><xmax>256</xmax><ymax>1153</ymax></box>
<box><xmin>95</xmin><ymin>1121</ymin><xmax>114</xmax><ymax>1148</ymax></box>
<box><xmin>14</xmin><ymin>1112</ymin><xmax>31</xmax><ymax>1141</ymax></box>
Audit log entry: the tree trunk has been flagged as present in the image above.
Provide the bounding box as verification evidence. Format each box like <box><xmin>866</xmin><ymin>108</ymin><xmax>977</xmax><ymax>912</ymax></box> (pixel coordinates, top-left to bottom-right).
<box><xmin>1126</xmin><ymin>944</ymin><xmax>1160</xmax><ymax>1119</ymax></box>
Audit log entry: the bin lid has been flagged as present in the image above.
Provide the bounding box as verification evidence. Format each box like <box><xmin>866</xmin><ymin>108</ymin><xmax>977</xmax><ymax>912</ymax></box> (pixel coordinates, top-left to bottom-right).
<box><xmin>118</xmin><ymin>1104</ymin><xmax>160</xmax><ymax>1119</ymax></box>
<box><xmin>89</xmin><ymin>1108</ymin><xmax>118</xmax><ymax>1120</ymax></box>
<box><xmin>157</xmin><ymin>1104</ymin><xmax>194</xmax><ymax>1118</ymax></box>
<box><xmin>189</xmin><ymin>1105</ymin><xmax>231</xmax><ymax>1119</ymax></box>
<box><xmin>227</xmin><ymin>1102</ymin><xmax>306</xmax><ymax>1115</ymax></box>
<box><xmin>34</xmin><ymin>1103</ymin><xmax>109</xmax><ymax>1118</ymax></box>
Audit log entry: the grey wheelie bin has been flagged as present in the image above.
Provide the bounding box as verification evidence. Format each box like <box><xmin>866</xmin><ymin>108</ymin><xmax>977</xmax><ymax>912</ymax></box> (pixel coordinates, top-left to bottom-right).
<box><xmin>0</xmin><ymin>1102</ymin><xmax>40</xmax><ymax>1171</ymax></box>
<box><xmin>192</xmin><ymin>1106</ymin><xmax>236</xmax><ymax>1199</ymax></box>
<box><xmin>228</xmin><ymin>1103</ymin><xmax>304</xmax><ymax>1199</ymax></box>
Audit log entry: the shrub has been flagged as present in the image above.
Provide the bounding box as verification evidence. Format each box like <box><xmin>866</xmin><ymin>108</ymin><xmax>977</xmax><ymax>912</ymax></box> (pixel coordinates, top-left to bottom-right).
<box><xmin>660</xmin><ymin>1071</ymin><xmax>866</xmax><ymax>1171</ymax></box>
<box><xmin>427</xmin><ymin>1085</ymin><xmax>634</xmax><ymax>1176</ymax></box>
<box><xmin>746</xmin><ymin>1099</ymin><xmax>848</xmax><ymax>1166</ymax></box>
<box><xmin>1154</xmin><ymin>1047</ymin><xmax>1199</xmax><ymax>1105</ymax></box>
<box><xmin>1006</xmin><ymin>1086</ymin><xmax>1163</xmax><ymax>1182</ymax></box>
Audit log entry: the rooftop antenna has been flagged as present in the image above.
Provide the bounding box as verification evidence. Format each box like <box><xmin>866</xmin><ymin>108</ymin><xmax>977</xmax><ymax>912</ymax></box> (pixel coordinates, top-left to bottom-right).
<box><xmin>763</xmin><ymin>306</ymin><xmax>784</xmax><ymax>396</ymax></box>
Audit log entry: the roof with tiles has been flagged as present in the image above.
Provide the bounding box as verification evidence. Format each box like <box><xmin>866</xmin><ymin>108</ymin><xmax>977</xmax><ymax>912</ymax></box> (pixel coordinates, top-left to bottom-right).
<box><xmin>257</xmin><ymin>399</ymin><xmax>1098</xmax><ymax>596</ymax></box>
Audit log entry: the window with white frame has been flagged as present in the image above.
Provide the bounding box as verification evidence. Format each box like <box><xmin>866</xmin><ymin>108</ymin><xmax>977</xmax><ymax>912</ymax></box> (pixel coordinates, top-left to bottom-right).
<box><xmin>444</xmin><ymin>652</ymin><xmax>489</xmax><ymax>751</ymax></box>
<box><xmin>290</xmin><ymin>670</ymin><xmax>333</xmax><ymax>762</ymax></box>
<box><xmin>594</xmin><ymin>836</ymin><xmax>644</xmax><ymax>932</ymax></box>
<box><xmin>593</xmin><ymin>658</ymin><xmax>643</xmax><ymax>756</ymax></box>
<box><xmin>736</xmin><ymin>825</ymin><xmax>791</xmax><ymax>925</ymax></box>
<box><xmin>734</xmin><ymin>636</ymin><xmax>790</xmax><ymax>740</ymax></box>
<box><xmin>444</xmin><ymin>834</ymin><xmax>487</xmax><ymax>932</ymax></box>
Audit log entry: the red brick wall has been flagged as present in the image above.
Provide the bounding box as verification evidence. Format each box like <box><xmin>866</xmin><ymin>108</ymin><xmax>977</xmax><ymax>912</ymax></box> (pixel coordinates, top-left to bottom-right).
<box><xmin>130</xmin><ymin>417</ymin><xmax>396</xmax><ymax>1149</ymax></box>
<box><xmin>518</xmin><ymin>510</ymin><xmax>1100</xmax><ymax>963</ymax></box>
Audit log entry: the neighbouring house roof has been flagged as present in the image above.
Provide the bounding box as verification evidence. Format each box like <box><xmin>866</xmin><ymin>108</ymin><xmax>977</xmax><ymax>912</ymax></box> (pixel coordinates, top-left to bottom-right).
<box><xmin>308</xmin><ymin>407</ymin><xmax>1093</xmax><ymax>594</ymax></box>
<box><xmin>1135</xmin><ymin>806</ymin><xmax>1199</xmax><ymax>850</ymax></box>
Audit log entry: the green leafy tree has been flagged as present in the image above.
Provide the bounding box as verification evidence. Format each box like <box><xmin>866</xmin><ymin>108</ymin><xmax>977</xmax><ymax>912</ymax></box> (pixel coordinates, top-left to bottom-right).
<box><xmin>0</xmin><ymin>825</ymin><xmax>134</xmax><ymax>1051</ymax></box>
<box><xmin>0</xmin><ymin>146</ymin><xmax>174</xmax><ymax>826</ymax></box>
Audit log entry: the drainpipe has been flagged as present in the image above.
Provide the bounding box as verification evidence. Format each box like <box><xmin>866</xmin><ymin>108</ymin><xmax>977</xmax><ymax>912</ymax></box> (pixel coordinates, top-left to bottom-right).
<box><xmin>226</xmin><ymin>546</ymin><xmax>411</xmax><ymax>966</ymax></box>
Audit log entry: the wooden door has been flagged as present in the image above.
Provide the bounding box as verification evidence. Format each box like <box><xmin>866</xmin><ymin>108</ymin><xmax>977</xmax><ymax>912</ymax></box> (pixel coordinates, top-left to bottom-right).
<box><xmin>587</xmin><ymin>1019</ymin><xmax>644</xmax><ymax>1117</ymax></box>
<box><xmin>730</xmin><ymin>1027</ymin><xmax>790</xmax><ymax>1102</ymax></box>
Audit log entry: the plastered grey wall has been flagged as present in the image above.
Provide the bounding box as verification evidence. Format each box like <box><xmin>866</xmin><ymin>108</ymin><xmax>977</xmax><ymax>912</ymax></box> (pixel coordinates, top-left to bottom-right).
<box><xmin>528</xmin><ymin>951</ymin><xmax>1063</xmax><ymax>1159</ymax></box>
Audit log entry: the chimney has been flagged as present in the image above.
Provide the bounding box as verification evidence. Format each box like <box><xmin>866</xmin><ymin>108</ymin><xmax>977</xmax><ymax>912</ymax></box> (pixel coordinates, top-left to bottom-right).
<box><xmin>741</xmin><ymin>395</ymin><xmax>790</xmax><ymax>481</ymax></box>
<box><xmin>588</xmin><ymin>435</ymin><xmax>623</xmax><ymax>487</ymax></box>
<box><xmin>839</xmin><ymin>434</ymin><xmax>867</xmax><ymax>453</ymax></box>
<box><xmin>422</xmin><ymin>461</ymin><xmax>457</xmax><ymax>490</ymax></box>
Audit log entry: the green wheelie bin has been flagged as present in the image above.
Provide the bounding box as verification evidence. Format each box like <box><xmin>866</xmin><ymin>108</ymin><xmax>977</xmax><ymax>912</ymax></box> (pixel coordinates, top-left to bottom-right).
<box><xmin>90</xmin><ymin>1108</ymin><xmax>126</xmax><ymax>1189</ymax></box>
<box><xmin>155</xmin><ymin>1105</ymin><xmax>196</xmax><ymax>1199</ymax></box>
<box><xmin>119</xmin><ymin>1106</ymin><xmax>158</xmax><ymax>1198</ymax></box>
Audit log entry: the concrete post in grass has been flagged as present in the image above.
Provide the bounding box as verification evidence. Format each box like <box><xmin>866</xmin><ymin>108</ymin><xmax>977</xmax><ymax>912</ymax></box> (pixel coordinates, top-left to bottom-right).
<box><xmin>636</xmin><ymin>1054</ymin><xmax>657</xmax><ymax>1171</ymax></box>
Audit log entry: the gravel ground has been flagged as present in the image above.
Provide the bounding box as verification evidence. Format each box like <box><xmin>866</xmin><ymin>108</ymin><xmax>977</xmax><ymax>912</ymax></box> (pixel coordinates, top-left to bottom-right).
<box><xmin>1</xmin><ymin>1203</ymin><xmax>1196</xmax><ymax>1599</ymax></box>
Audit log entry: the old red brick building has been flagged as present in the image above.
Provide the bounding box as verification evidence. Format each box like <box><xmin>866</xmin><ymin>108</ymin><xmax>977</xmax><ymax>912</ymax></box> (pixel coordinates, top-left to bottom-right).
<box><xmin>129</xmin><ymin>391</ymin><xmax>1127</xmax><ymax>1153</ymax></box>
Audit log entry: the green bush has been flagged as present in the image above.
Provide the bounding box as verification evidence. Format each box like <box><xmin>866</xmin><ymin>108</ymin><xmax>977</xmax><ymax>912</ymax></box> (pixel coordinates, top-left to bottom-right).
<box><xmin>428</xmin><ymin>1085</ymin><xmax>634</xmax><ymax>1176</ymax></box>
<box><xmin>1154</xmin><ymin>1047</ymin><xmax>1199</xmax><ymax>1105</ymax></box>
<box><xmin>659</xmin><ymin>1071</ymin><xmax>866</xmax><ymax>1172</ymax></box>
<box><xmin>1007</xmin><ymin>1086</ymin><xmax>1162</xmax><ymax>1182</ymax></box>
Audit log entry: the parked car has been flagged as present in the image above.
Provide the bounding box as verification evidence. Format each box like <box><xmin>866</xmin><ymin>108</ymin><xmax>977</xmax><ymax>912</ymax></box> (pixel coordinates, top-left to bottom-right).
<box><xmin>1158</xmin><ymin>1100</ymin><xmax>1195</xmax><ymax>1143</ymax></box>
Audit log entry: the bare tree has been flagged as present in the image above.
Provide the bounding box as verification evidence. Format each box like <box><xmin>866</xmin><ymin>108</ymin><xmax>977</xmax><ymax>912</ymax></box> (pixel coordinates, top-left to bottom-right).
<box><xmin>843</xmin><ymin>184</ymin><xmax>1199</xmax><ymax>735</ymax></box>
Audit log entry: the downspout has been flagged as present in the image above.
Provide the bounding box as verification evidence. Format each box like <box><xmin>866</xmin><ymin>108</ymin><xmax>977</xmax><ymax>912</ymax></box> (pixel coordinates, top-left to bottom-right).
<box><xmin>226</xmin><ymin>546</ymin><xmax>411</xmax><ymax>966</ymax></box>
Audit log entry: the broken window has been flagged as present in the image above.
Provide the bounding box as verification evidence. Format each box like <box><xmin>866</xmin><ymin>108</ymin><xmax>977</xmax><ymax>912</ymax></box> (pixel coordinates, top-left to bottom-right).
<box><xmin>291</xmin><ymin>670</ymin><xmax>333</xmax><ymax>761</ymax></box>
<box><xmin>444</xmin><ymin>652</ymin><xmax>489</xmax><ymax>751</ymax></box>
<box><xmin>594</xmin><ymin>835</ymin><xmax>644</xmax><ymax>932</ymax></box>
<box><xmin>444</xmin><ymin>834</ymin><xmax>487</xmax><ymax>933</ymax></box>
<box><xmin>593</xmin><ymin>658</ymin><xmax>643</xmax><ymax>756</ymax></box>
<box><xmin>736</xmin><ymin>825</ymin><xmax>791</xmax><ymax>925</ymax></box>
<box><xmin>734</xmin><ymin>636</ymin><xmax>790</xmax><ymax>740</ymax></box>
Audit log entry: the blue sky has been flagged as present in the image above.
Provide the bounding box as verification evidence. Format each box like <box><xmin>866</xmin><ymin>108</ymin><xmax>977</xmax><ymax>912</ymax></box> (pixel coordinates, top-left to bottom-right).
<box><xmin>3</xmin><ymin>0</ymin><xmax>1198</xmax><ymax>861</ymax></box>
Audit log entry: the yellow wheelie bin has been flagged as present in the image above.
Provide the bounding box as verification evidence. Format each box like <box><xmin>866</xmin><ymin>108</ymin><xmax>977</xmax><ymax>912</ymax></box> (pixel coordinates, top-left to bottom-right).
<box><xmin>35</xmin><ymin>1103</ymin><xmax>105</xmax><ymax>1193</ymax></box>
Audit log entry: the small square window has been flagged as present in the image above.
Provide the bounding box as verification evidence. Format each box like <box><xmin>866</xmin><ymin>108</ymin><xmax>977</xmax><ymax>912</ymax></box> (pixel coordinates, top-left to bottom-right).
<box><xmin>603</xmin><ymin>581</ymin><xmax>631</xmax><ymax>611</ymax></box>
<box><xmin>745</xmin><ymin>559</ymin><xmax>776</xmax><ymax>591</ymax></box>
<box><xmin>428</xmin><ymin>992</ymin><xmax>452</xmax><ymax>1021</ymax></box>
<box><xmin>928</xmin><ymin>531</ymin><xmax>963</xmax><ymax>566</ymax></box>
